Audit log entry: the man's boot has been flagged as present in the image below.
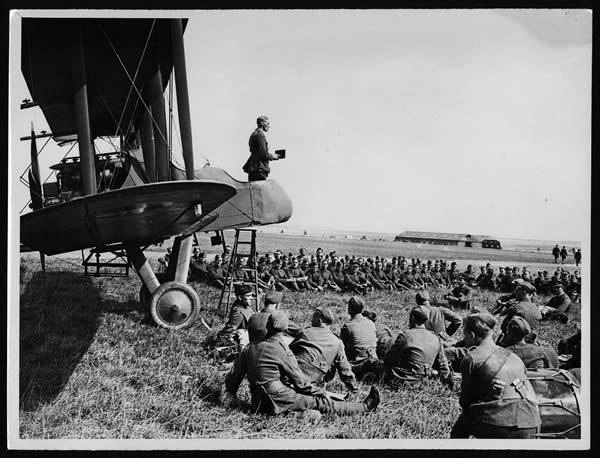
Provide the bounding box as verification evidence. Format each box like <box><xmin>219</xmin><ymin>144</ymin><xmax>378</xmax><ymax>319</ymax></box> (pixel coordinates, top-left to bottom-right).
<box><xmin>363</xmin><ymin>385</ymin><xmax>380</xmax><ymax>411</ymax></box>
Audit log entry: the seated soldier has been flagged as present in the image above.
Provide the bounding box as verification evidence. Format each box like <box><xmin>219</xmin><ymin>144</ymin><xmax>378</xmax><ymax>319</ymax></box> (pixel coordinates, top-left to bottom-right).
<box><xmin>557</xmin><ymin>328</ymin><xmax>581</xmax><ymax>369</ymax></box>
<box><xmin>269</xmin><ymin>259</ymin><xmax>294</xmax><ymax>291</ymax></box>
<box><xmin>450</xmin><ymin>313</ymin><xmax>541</xmax><ymax>439</ymax></box>
<box><xmin>477</xmin><ymin>267</ymin><xmax>498</xmax><ymax>291</ymax></box>
<box><xmin>212</xmin><ymin>284</ymin><xmax>255</xmax><ymax>347</ymax></box>
<box><xmin>205</xmin><ymin>256</ymin><xmax>226</xmax><ymax>288</ymax></box>
<box><xmin>225</xmin><ymin>311</ymin><xmax>380</xmax><ymax>416</ymax></box>
<box><xmin>340</xmin><ymin>296</ymin><xmax>383</xmax><ymax>380</ymax></box>
<box><xmin>368</xmin><ymin>261</ymin><xmax>394</xmax><ymax>290</ymax></box>
<box><xmin>344</xmin><ymin>262</ymin><xmax>372</xmax><ymax>294</ymax></box>
<box><xmin>289</xmin><ymin>307</ymin><xmax>359</xmax><ymax>394</ymax></box>
<box><xmin>362</xmin><ymin>310</ymin><xmax>394</xmax><ymax>359</ymax></box>
<box><xmin>491</xmin><ymin>279</ymin><xmax>532</xmax><ymax>315</ymax></box>
<box><xmin>383</xmin><ymin>305</ymin><xmax>452</xmax><ymax>387</ymax></box>
<box><xmin>157</xmin><ymin>248</ymin><xmax>171</xmax><ymax>273</ymax></box>
<box><xmin>286</xmin><ymin>258</ymin><xmax>312</xmax><ymax>291</ymax></box>
<box><xmin>499</xmin><ymin>316</ymin><xmax>559</xmax><ymax>369</ymax></box>
<box><xmin>539</xmin><ymin>282</ymin><xmax>571</xmax><ymax>323</ymax></box>
<box><xmin>444</xmin><ymin>277</ymin><xmax>472</xmax><ymax>310</ymax></box>
<box><xmin>398</xmin><ymin>265</ymin><xmax>421</xmax><ymax>290</ymax></box>
<box><xmin>256</xmin><ymin>261</ymin><xmax>275</xmax><ymax>291</ymax></box>
<box><xmin>305</xmin><ymin>262</ymin><xmax>325</xmax><ymax>291</ymax></box>
<box><xmin>497</xmin><ymin>283</ymin><xmax>542</xmax><ymax>345</ymax></box>
<box><xmin>416</xmin><ymin>290</ymin><xmax>462</xmax><ymax>346</ymax></box>
<box><xmin>462</xmin><ymin>265</ymin><xmax>477</xmax><ymax>286</ymax></box>
<box><xmin>231</xmin><ymin>255</ymin><xmax>249</xmax><ymax>283</ymax></box>
<box><xmin>189</xmin><ymin>250</ymin><xmax>208</xmax><ymax>282</ymax></box>
<box><xmin>247</xmin><ymin>291</ymin><xmax>300</xmax><ymax>343</ymax></box>
<box><xmin>319</xmin><ymin>260</ymin><xmax>341</xmax><ymax>291</ymax></box>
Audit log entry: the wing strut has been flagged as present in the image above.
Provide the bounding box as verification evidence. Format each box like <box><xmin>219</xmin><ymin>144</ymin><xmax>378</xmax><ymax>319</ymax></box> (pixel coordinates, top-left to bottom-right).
<box><xmin>72</xmin><ymin>23</ymin><xmax>97</xmax><ymax>196</ymax></box>
<box><xmin>170</xmin><ymin>19</ymin><xmax>195</xmax><ymax>180</ymax></box>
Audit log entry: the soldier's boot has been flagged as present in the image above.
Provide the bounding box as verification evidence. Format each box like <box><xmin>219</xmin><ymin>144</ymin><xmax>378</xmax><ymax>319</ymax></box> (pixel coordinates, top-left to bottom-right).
<box><xmin>363</xmin><ymin>385</ymin><xmax>380</xmax><ymax>411</ymax></box>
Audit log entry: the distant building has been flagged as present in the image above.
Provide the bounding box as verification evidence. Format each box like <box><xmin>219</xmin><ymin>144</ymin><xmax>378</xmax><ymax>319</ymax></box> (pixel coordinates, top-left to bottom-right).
<box><xmin>344</xmin><ymin>235</ymin><xmax>353</xmax><ymax>239</ymax></box>
<box><xmin>394</xmin><ymin>231</ymin><xmax>494</xmax><ymax>247</ymax></box>
<box><xmin>481</xmin><ymin>239</ymin><xmax>502</xmax><ymax>249</ymax></box>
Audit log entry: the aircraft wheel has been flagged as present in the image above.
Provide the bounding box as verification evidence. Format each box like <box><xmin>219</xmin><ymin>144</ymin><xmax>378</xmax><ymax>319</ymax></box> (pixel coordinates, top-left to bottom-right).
<box><xmin>149</xmin><ymin>281</ymin><xmax>200</xmax><ymax>330</ymax></box>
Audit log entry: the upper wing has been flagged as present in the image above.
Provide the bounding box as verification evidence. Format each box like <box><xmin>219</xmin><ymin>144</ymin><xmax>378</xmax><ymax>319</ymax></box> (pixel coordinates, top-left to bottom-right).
<box><xmin>21</xmin><ymin>18</ymin><xmax>185</xmax><ymax>139</ymax></box>
<box><xmin>20</xmin><ymin>180</ymin><xmax>235</xmax><ymax>255</ymax></box>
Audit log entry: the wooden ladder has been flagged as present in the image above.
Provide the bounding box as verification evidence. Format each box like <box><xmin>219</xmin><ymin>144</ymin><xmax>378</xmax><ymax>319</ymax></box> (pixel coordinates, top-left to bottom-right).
<box><xmin>218</xmin><ymin>228</ymin><xmax>260</xmax><ymax>313</ymax></box>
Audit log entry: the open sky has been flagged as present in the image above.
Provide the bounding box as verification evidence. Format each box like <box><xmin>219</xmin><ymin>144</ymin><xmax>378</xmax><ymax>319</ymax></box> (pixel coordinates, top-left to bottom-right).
<box><xmin>9</xmin><ymin>9</ymin><xmax>592</xmax><ymax>242</ymax></box>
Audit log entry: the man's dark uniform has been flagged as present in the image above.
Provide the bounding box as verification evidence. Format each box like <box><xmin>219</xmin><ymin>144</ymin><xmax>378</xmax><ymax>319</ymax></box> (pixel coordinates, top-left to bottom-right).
<box><xmin>541</xmin><ymin>289</ymin><xmax>572</xmax><ymax>321</ymax></box>
<box><xmin>289</xmin><ymin>325</ymin><xmax>359</xmax><ymax>392</ymax></box>
<box><xmin>340</xmin><ymin>308</ymin><xmax>381</xmax><ymax>379</ymax></box>
<box><xmin>425</xmin><ymin>306</ymin><xmax>462</xmax><ymax>343</ymax></box>
<box><xmin>244</xmin><ymin>127</ymin><xmax>271</xmax><ymax>181</ymax></box>
<box><xmin>344</xmin><ymin>269</ymin><xmax>370</xmax><ymax>293</ymax></box>
<box><xmin>225</xmin><ymin>312</ymin><xmax>377</xmax><ymax>415</ymax></box>
<box><xmin>451</xmin><ymin>339</ymin><xmax>541</xmax><ymax>438</ymax></box>
<box><xmin>214</xmin><ymin>293</ymin><xmax>254</xmax><ymax>347</ymax></box>
<box><xmin>384</xmin><ymin>327</ymin><xmax>451</xmax><ymax>385</ymax></box>
<box><xmin>506</xmin><ymin>343</ymin><xmax>559</xmax><ymax>369</ymax></box>
<box><xmin>500</xmin><ymin>301</ymin><xmax>542</xmax><ymax>343</ymax></box>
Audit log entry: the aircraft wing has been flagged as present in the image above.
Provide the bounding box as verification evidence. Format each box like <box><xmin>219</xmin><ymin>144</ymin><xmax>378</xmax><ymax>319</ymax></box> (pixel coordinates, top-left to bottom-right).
<box><xmin>21</xmin><ymin>18</ymin><xmax>184</xmax><ymax>139</ymax></box>
<box><xmin>20</xmin><ymin>180</ymin><xmax>235</xmax><ymax>255</ymax></box>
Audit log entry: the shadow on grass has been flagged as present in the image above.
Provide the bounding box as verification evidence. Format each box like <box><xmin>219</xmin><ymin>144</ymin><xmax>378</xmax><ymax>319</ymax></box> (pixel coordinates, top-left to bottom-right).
<box><xmin>19</xmin><ymin>271</ymin><xmax>102</xmax><ymax>411</ymax></box>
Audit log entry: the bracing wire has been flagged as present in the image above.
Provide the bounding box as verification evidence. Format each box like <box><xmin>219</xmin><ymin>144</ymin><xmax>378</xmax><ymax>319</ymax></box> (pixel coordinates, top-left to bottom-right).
<box><xmin>97</xmin><ymin>21</ymin><xmax>169</xmax><ymax>147</ymax></box>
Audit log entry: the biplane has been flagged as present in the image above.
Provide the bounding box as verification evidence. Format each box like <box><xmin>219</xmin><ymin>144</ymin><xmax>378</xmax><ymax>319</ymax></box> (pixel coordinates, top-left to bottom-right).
<box><xmin>18</xmin><ymin>17</ymin><xmax>293</xmax><ymax>329</ymax></box>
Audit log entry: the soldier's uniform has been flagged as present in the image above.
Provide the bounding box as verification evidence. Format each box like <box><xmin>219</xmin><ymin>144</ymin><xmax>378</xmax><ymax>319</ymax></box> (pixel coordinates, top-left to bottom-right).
<box><xmin>500</xmin><ymin>301</ymin><xmax>542</xmax><ymax>343</ymax></box>
<box><xmin>539</xmin><ymin>288</ymin><xmax>571</xmax><ymax>322</ymax></box>
<box><xmin>425</xmin><ymin>306</ymin><xmax>462</xmax><ymax>343</ymax></box>
<box><xmin>446</xmin><ymin>282</ymin><xmax>473</xmax><ymax>310</ymax></box>
<box><xmin>225</xmin><ymin>312</ymin><xmax>377</xmax><ymax>416</ymax></box>
<box><xmin>383</xmin><ymin>326</ymin><xmax>451</xmax><ymax>385</ymax></box>
<box><xmin>506</xmin><ymin>343</ymin><xmax>559</xmax><ymax>369</ymax></box>
<box><xmin>289</xmin><ymin>325</ymin><xmax>359</xmax><ymax>392</ymax></box>
<box><xmin>340</xmin><ymin>304</ymin><xmax>382</xmax><ymax>379</ymax></box>
<box><xmin>214</xmin><ymin>297</ymin><xmax>255</xmax><ymax>347</ymax></box>
<box><xmin>344</xmin><ymin>268</ymin><xmax>371</xmax><ymax>294</ymax></box>
<box><xmin>451</xmin><ymin>340</ymin><xmax>541</xmax><ymax>438</ymax></box>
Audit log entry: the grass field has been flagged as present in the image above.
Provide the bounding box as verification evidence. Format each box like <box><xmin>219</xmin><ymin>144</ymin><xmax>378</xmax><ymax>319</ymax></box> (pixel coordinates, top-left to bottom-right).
<box><xmin>16</xmin><ymin>232</ymin><xmax>582</xmax><ymax>440</ymax></box>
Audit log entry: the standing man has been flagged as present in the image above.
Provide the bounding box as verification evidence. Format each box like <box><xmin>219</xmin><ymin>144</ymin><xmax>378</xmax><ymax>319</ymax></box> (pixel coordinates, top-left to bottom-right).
<box><xmin>574</xmin><ymin>249</ymin><xmax>582</xmax><ymax>267</ymax></box>
<box><xmin>560</xmin><ymin>246</ymin><xmax>568</xmax><ymax>264</ymax></box>
<box><xmin>243</xmin><ymin>115</ymin><xmax>280</xmax><ymax>181</ymax></box>
<box><xmin>552</xmin><ymin>244</ymin><xmax>560</xmax><ymax>263</ymax></box>
<box><xmin>450</xmin><ymin>313</ymin><xmax>541</xmax><ymax>438</ymax></box>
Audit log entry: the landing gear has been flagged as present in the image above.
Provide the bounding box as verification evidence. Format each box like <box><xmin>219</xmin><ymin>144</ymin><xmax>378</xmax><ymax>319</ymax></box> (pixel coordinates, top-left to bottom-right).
<box><xmin>128</xmin><ymin>235</ymin><xmax>199</xmax><ymax>330</ymax></box>
<box><xmin>148</xmin><ymin>281</ymin><xmax>200</xmax><ymax>330</ymax></box>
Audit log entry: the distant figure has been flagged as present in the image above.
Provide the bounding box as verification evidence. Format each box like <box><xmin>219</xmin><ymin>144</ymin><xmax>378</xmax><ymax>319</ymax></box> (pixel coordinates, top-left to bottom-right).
<box><xmin>243</xmin><ymin>115</ymin><xmax>280</xmax><ymax>181</ymax></box>
<box><xmin>574</xmin><ymin>249</ymin><xmax>581</xmax><ymax>267</ymax></box>
<box><xmin>552</xmin><ymin>245</ymin><xmax>560</xmax><ymax>263</ymax></box>
<box><xmin>560</xmin><ymin>246</ymin><xmax>568</xmax><ymax>264</ymax></box>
